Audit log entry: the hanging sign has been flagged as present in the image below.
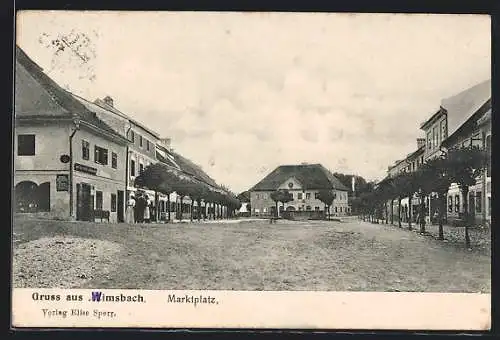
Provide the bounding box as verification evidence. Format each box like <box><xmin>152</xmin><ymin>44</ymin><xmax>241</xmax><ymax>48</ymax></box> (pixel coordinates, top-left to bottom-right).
<box><xmin>56</xmin><ymin>174</ymin><xmax>69</xmax><ymax>192</ymax></box>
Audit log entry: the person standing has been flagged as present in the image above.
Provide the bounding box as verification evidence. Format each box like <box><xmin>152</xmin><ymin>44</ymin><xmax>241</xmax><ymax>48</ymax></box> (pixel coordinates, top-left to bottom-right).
<box><xmin>135</xmin><ymin>193</ymin><xmax>145</xmax><ymax>223</ymax></box>
<box><xmin>126</xmin><ymin>194</ymin><xmax>136</xmax><ymax>224</ymax></box>
<box><xmin>144</xmin><ymin>195</ymin><xmax>151</xmax><ymax>223</ymax></box>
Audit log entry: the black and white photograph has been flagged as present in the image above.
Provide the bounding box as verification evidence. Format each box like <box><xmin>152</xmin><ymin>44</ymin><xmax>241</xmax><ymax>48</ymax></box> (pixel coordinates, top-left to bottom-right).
<box><xmin>12</xmin><ymin>11</ymin><xmax>491</xmax><ymax>329</ymax></box>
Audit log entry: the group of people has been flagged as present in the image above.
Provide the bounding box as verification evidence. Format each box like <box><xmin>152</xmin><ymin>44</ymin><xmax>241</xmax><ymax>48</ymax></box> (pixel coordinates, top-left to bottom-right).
<box><xmin>125</xmin><ymin>192</ymin><xmax>154</xmax><ymax>224</ymax></box>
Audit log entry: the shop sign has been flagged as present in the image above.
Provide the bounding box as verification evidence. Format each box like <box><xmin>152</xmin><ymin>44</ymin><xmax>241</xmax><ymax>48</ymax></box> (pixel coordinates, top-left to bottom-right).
<box><xmin>74</xmin><ymin>163</ymin><xmax>98</xmax><ymax>175</ymax></box>
<box><xmin>56</xmin><ymin>174</ymin><xmax>69</xmax><ymax>192</ymax></box>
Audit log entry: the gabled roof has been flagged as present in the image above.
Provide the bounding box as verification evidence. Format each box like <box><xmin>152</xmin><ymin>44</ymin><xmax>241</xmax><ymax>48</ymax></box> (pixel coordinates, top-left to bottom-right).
<box><xmin>249</xmin><ymin>163</ymin><xmax>349</xmax><ymax>192</ymax></box>
<box><xmin>15</xmin><ymin>46</ymin><xmax>126</xmax><ymax>143</ymax></box>
<box><xmin>441</xmin><ymin>79</ymin><xmax>491</xmax><ymax>138</ymax></box>
<box><xmin>93</xmin><ymin>98</ymin><xmax>161</xmax><ymax>139</ymax></box>
<box><xmin>171</xmin><ymin>152</ymin><xmax>218</xmax><ymax>188</ymax></box>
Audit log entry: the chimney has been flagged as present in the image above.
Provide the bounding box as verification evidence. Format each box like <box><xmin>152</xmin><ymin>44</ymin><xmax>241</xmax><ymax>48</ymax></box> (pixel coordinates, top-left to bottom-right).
<box><xmin>103</xmin><ymin>96</ymin><xmax>114</xmax><ymax>107</ymax></box>
<box><xmin>160</xmin><ymin>137</ymin><xmax>173</xmax><ymax>152</ymax></box>
<box><xmin>417</xmin><ymin>138</ymin><xmax>425</xmax><ymax>149</ymax></box>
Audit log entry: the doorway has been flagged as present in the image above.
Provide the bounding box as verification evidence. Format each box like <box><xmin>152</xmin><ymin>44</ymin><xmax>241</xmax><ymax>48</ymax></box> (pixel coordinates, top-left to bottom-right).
<box><xmin>117</xmin><ymin>190</ymin><xmax>124</xmax><ymax>222</ymax></box>
<box><xmin>76</xmin><ymin>183</ymin><xmax>92</xmax><ymax>221</ymax></box>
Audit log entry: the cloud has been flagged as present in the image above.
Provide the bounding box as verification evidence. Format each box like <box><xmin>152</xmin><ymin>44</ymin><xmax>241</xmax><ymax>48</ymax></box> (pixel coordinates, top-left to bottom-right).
<box><xmin>16</xmin><ymin>12</ymin><xmax>490</xmax><ymax>193</ymax></box>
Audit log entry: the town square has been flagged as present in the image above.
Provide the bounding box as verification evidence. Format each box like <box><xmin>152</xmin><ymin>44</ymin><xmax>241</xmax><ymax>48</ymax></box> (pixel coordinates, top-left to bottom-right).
<box><xmin>13</xmin><ymin>12</ymin><xmax>491</xmax><ymax>293</ymax></box>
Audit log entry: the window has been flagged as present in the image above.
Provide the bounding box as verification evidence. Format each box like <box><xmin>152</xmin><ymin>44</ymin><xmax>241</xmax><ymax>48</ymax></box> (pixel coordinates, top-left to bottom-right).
<box><xmin>298</xmin><ymin>193</ymin><xmax>303</xmax><ymax>199</ymax></box>
<box><xmin>476</xmin><ymin>191</ymin><xmax>482</xmax><ymax>213</ymax></box>
<box><xmin>306</xmin><ymin>193</ymin><xmax>311</xmax><ymax>199</ymax></box>
<box><xmin>289</xmin><ymin>192</ymin><xmax>294</xmax><ymax>199</ymax></box>
<box><xmin>486</xmin><ymin>135</ymin><xmax>491</xmax><ymax>177</ymax></box>
<box><xmin>17</xmin><ymin>134</ymin><xmax>35</xmax><ymax>156</ymax></box>
<box><xmin>146</xmin><ymin>140</ymin><xmax>150</xmax><ymax>151</ymax></box>
<box><xmin>440</xmin><ymin>119</ymin><xmax>447</xmax><ymax>142</ymax></box>
<box><xmin>139</xmin><ymin>163</ymin><xmax>144</xmax><ymax>174</ymax></box>
<box><xmin>130</xmin><ymin>159</ymin><xmax>136</xmax><ymax>177</ymax></box>
<box><xmin>139</xmin><ymin>135</ymin><xmax>143</xmax><ymax>148</ymax></box>
<box><xmin>111</xmin><ymin>193</ymin><xmax>117</xmax><ymax>212</ymax></box>
<box><xmin>306</xmin><ymin>206</ymin><xmax>311</xmax><ymax>211</ymax></box>
<box><xmin>130</xmin><ymin>130</ymin><xmax>135</xmax><ymax>143</ymax></box>
<box><xmin>432</xmin><ymin>126</ymin><xmax>438</xmax><ymax>149</ymax></box>
<box><xmin>111</xmin><ymin>152</ymin><xmax>117</xmax><ymax>169</ymax></box>
<box><xmin>448</xmin><ymin>196</ymin><xmax>453</xmax><ymax>213</ymax></box>
<box><xmin>95</xmin><ymin>191</ymin><xmax>103</xmax><ymax>210</ymax></box>
<box><xmin>314</xmin><ymin>206</ymin><xmax>319</xmax><ymax>211</ymax></box>
<box><xmin>314</xmin><ymin>192</ymin><xmax>320</xmax><ymax>199</ymax></box>
<box><xmin>334</xmin><ymin>193</ymin><xmax>337</xmax><ymax>199</ymax></box>
<box><xmin>454</xmin><ymin>194</ymin><xmax>460</xmax><ymax>213</ymax></box>
<box><xmin>340</xmin><ymin>207</ymin><xmax>343</xmax><ymax>213</ymax></box>
<box><xmin>94</xmin><ymin>146</ymin><xmax>108</xmax><ymax>165</ymax></box>
<box><xmin>426</xmin><ymin>131</ymin><xmax>432</xmax><ymax>150</ymax></box>
<box><xmin>82</xmin><ymin>140</ymin><xmax>90</xmax><ymax>160</ymax></box>
<box><xmin>471</xmin><ymin>133</ymin><xmax>482</xmax><ymax>148</ymax></box>
<box><xmin>335</xmin><ymin>207</ymin><xmax>338</xmax><ymax>213</ymax></box>
<box><xmin>412</xmin><ymin>162</ymin><xmax>415</xmax><ymax>171</ymax></box>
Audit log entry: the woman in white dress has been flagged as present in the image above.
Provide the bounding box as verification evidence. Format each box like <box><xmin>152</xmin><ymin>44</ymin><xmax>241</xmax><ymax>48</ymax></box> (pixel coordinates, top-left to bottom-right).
<box><xmin>125</xmin><ymin>194</ymin><xmax>136</xmax><ymax>224</ymax></box>
<box><xmin>144</xmin><ymin>196</ymin><xmax>151</xmax><ymax>223</ymax></box>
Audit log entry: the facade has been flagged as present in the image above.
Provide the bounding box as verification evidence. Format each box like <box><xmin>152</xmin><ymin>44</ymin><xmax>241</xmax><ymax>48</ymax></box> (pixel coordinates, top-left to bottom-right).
<box><xmin>441</xmin><ymin>100</ymin><xmax>491</xmax><ymax>224</ymax></box>
<box><xmin>382</xmin><ymin>140</ymin><xmax>425</xmax><ymax>223</ymax></box>
<box><xmin>15</xmin><ymin>46</ymin><xmax>226</xmax><ymax>223</ymax></box>
<box><xmin>249</xmin><ymin>163</ymin><xmax>350</xmax><ymax>217</ymax></box>
<box><xmin>74</xmin><ymin>94</ymin><xmax>162</xmax><ymax>208</ymax></box>
<box><xmin>14</xmin><ymin>46</ymin><xmax>129</xmax><ymax>222</ymax></box>
<box><xmin>381</xmin><ymin>79</ymin><xmax>491</xmax><ymax>226</ymax></box>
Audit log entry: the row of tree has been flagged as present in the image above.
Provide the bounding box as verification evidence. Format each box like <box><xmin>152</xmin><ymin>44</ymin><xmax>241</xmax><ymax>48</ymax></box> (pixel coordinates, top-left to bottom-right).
<box><xmin>134</xmin><ymin>163</ymin><xmax>242</xmax><ymax>222</ymax></box>
<box><xmin>351</xmin><ymin>146</ymin><xmax>488</xmax><ymax>248</ymax></box>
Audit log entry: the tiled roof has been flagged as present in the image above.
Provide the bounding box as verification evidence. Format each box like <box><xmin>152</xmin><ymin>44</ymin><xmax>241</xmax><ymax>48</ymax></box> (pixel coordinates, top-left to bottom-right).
<box><xmin>250</xmin><ymin>163</ymin><xmax>349</xmax><ymax>192</ymax></box>
<box><xmin>93</xmin><ymin>98</ymin><xmax>161</xmax><ymax>139</ymax></box>
<box><xmin>171</xmin><ymin>152</ymin><xmax>218</xmax><ymax>188</ymax></box>
<box><xmin>441</xmin><ymin>79</ymin><xmax>491</xmax><ymax>138</ymax></box>
<box><xmin>15</xmin><ymin>46</ymin><xmax>126</xmax><ymax>142</ymax></box>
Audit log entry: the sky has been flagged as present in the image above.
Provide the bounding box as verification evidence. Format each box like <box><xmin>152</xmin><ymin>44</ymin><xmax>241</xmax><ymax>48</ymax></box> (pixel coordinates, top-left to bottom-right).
<box><xmin>16</xmin><ymin>11</ymin><xmax>491</xmax><ymax>193</ymax></box>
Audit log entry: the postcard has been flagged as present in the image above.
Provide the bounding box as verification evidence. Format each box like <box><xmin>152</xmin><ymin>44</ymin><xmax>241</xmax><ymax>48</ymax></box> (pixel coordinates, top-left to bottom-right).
<box><xmin>12</xmin><ymin>11</ymin><xmax>491</xmax><ymax>330</ymax></box>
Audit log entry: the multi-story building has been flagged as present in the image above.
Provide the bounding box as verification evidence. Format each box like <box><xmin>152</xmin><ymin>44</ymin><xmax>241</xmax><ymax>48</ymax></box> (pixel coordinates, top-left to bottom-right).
<box><xmin>441</xmin><ymin>99</ymin><xmax>491</xmax><ymax>224</ymax></box>
<box><xmin>73</xmin><ymin>94</ymin><xmax>162</xmax><ymax>204</ymax></box>
<box><xmin>421</xmin><ymin>79</ymin><xmax>491</xmax><ymax>224</ymax></box>
<box><xmin>14</xmin><ymin>46</ymin><xmax>129</xmax><ymax>222</ymax></box>
<box><xmin>381</xmin><ymin>79</ymin><xmax>491</xmax><ymax>226</ymax></box>
<box><xmin>249</xmin><ymin>163</ymin><xmax>350</xmax><ymax>217</ymax></box>
<box><xmin>384</xmin><ymin>139</ymin><xmax>426</xmax><ymax>223</ymax></box>
<box><xmin>16</xmin><ymin>46</ymin><xmax>228</xmax><ymax>223</ymax></box>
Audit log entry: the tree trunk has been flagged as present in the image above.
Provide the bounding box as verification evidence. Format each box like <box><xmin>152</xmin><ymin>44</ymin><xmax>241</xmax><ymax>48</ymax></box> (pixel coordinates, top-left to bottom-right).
<box><xmin>179</xmin><ymin>197</ymin><xmax>183</xmax><ymax>221</ymax></box>
<box><xmin>397</xmin><ymin>198</ymin><xmax>402</xmax><ymax>228</ymax></box>
<box><xmin>190</xmin><ymin>200</ymin><xmax>194</xmax><ymax>222</ymax></box>
<box><xmin>390</xmin><ymin>199</ymin><xmax>394</xmax><ymax>225</ymax></box>
<box><xmin>408</xmin><ymin>194</ymin><xmax>412</xmax><ymax>231</ymax></box>
<box><xmin>438</xmin><ymin>192</ymin><xmax>446</xmax><ymax>241</ymax></box>
<box><xmin>461</xmin><ymin>186</ymin><xmax>471</xmax><ymax>248</ymax></box>
<box><xmin>419</xmin><ymin>194</ymin><xmax>426</xmax><ymax>234</ymax></box>
<box><xmin>197</xmin><ymin>200</ymin><xmax>201</xmax><ymax>221</ymax></box>
<box><xmin>384</xmin><ymin>201</ymin><xmax>388</xmax><ymax>224</ymax></box>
